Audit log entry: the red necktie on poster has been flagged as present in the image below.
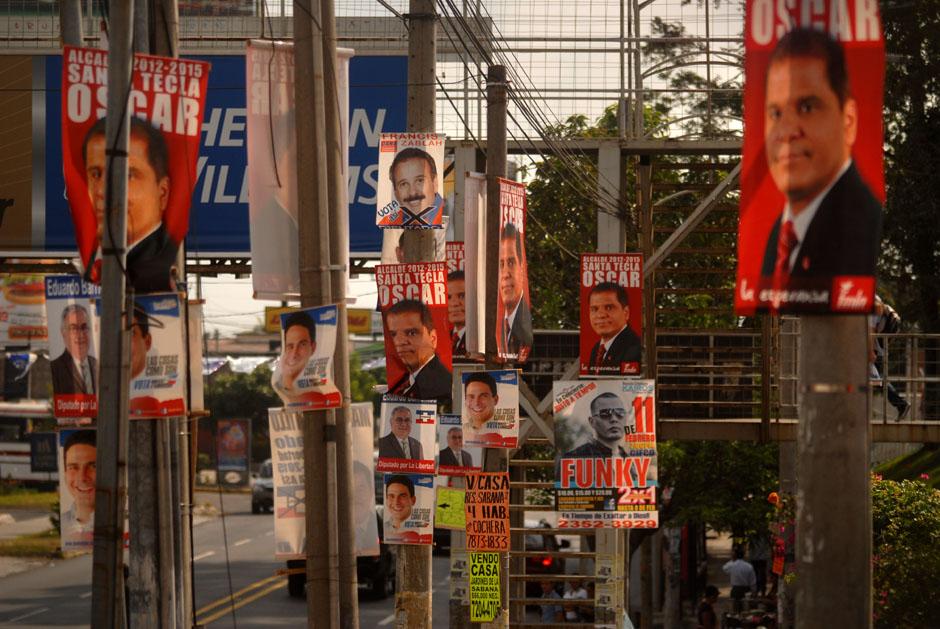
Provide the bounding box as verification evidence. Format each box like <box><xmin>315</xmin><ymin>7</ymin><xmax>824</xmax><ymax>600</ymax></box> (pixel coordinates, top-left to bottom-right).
<box><xmin>593</xmin><ymin>345</ymin><xmax>606</xmax><ymax>375</ymax></box>
<box><xmin>773</xmin><ymin>220</ymin><xmax>798</xmax><ymax>286</ymax></box>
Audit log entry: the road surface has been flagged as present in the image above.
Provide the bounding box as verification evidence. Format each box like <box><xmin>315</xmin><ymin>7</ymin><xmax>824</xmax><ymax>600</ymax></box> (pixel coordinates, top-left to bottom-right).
<box><xmin>0</xmin><ymin>492</ymin><xmax>452</xmax><ymax>627</ymax></box>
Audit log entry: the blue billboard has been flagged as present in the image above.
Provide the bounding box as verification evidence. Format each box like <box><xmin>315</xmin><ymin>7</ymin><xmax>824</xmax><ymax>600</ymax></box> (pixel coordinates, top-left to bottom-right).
<box><xmin>42</xmin><ymin>53</ymin><xmax>406</xmax><ymax>256</ymax></box>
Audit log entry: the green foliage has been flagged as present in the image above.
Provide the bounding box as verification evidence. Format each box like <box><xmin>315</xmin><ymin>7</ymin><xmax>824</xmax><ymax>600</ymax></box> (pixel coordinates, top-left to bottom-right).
<box><xmin>642</xmin><ymin>17</ymin><xmax>743</xmax><ymax>138</ymax></box>
<box><xmin>876</xmin><ymin>444</ymin><xmax>940</xmax><ymax>490</ymax></box>
<box><xmin>0</xmin><ymin>529</ymin><xmax>61</xmax><ymax>558</ymax></box>
<box><xmin>879</xmin><ymin>2</ymin><xmax>940</xmax><ymax>333</ymax></box>
<box><xmin>204</xmin><ymin>356</ymin><xmax>384</xmax><ymax>461</ymax></box>
<box><xmin>348</xmin><ymin>351</ymin><xmax>380</xmax><ymax>405</ymax></box>
<box><xmin>0</xmin><ymin>486</ymin><xmax>58</xmax><ymax>509</ymax></box>
<box><xmin>523</xmin><ymin>104</ymin><xmax>674</xmax><ymax>330</ymax></box>
<box><xmin>658</xmin><ymin>440</ymin><xmax>778</xmax><ymax>537</ymax></box>
<box><xmin>205</xmin><ymin>365</ymin><xmax>280</xmax><ymax>463</ymax></box>
<box><xmin>871</xmin><ymin>475</ymin><xmax>940</xmax><ymax>626</ymax></box>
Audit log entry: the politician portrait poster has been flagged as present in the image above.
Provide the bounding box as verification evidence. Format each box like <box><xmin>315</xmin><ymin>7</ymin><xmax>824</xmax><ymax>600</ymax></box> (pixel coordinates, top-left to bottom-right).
<box><xmin>45</xmin><ymin>275</ymin><xmax>101</xmax><ymax>421</ymax></box>
<box><xmin>58</xmin><ymin>428</ymin><xmax>97</xmax><ymax>551</ymax></box>
<box><xmin>382</xmin><ymin>473</ymin><xmax>435</xmax><ymax>546</ymax></box>
<box><xmin>61</xmin><ymin>47</ymin><xmax>210</xmax><ymax>293</ymax></box>
<box><xmin>376</xmin><ymin>261</ymin><xmax>453</xmax><ymax>405</ymax></box>
<box><xmin>494</xmin><ymin>179</ymin><xmax>532</xmax><ymax>363</ymax></box>
<box><xmin>376</xmin><ymin>133</ymin><xmax>446</xmax><ymax>229</ymax></box>
<box><xmin>436</xmin><ymin>414</ymin><xmax>482</xmax><ymax>476</ymax></box>
<box><xmin>579</xmin><ymin>254</ymin><xmax>643</xmax><ymax>376</ymax></box>
<box><xmin>735</xmin><ymin>1</ymin><xmax>885</xmax><ymax>314</ymax></box>
<box><xmin>128</xmin><ymin>293</ymin><xmax>186</xmax><ymax>419</ymax></box>
<box><xmin>553</xmin><ymin>380</ymin><xmax>658</xmax><ymax>525</ymax></box>
<box><xmin>376</xmin><ymin>395</ymin><xmax>437</xmax><ymax>474</ymax></box>
<box><xmin>461</xmin><ymin>369</ymin><xmax>520</xmax><ymax>449</ymax></box>
<box><xmin>270</xmin><ymin>305</ymin><xmax>342</xmax><ymax>410</ymax></box>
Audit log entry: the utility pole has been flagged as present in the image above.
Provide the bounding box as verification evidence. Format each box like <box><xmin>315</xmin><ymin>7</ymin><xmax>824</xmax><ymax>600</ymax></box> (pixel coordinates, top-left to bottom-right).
<box><xmin>320</xmin><ymin>0</ymin><xmax>359</xmax><ymax>624</ymax></box>
<box><xmin>481</xmin><ymin>64</ymin><xmax>510</xmax><ymax>629</ymax></box>
<box><xmin>796</xmin><ymin>316</ymin><xmax>871</xmax><ymax>627</ymax></box>
<box><xmin>295</xmin><ymin>0</ymin><xmax>340</xmax><ymax>626</ymax></box>
<box><xmin>59</xmin><ymin>0</ymin><xmax>83</xmax><ymax>46</ymax></box>
<box><xmin>395</xmin><ymin>0</ymin><xmax>437</xmax><ymax>626</ymax></box>
<box><xmin>150</xmin><ymin>2</ymin><xmax>194</xmax><ymax>626</ymax></box>
<box><xmin>90</xmin><ymin>0</ymin><xmax>133</xmax><ymax>626</ymax></box>
<box><xmin>125</xmin><ymin>7</ymin><xmax>172</xmax><ymax>627</ymax></box>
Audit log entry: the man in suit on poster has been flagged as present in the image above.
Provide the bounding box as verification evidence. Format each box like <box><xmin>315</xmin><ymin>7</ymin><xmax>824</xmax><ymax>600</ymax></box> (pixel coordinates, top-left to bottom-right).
<box><xmin>385</xmin><ymin>299</ymin><xmax>452</xmax><ymax>403</ymax></box>
<box><xmin>586</xmin><ymin>281</ymin><xmax>641</xmax><ymax>374</ymax></box>
<box><xmin>378</xmin><ymin>406</ymin><xmax>424</xmax><ymax>461</ymax></box>
<box><xmin>497</xmin><ymin>223</ymin><xmax>532</xmax><ymax>359</ymax></box>
<box><xmin>759</xmin><ymin>28</ymin><xmax>881</xmax><ymax>286</ymax></box>
<box><xmin>388</xmin><ymin>148</ymin><xmax>444</xmax><ymax>227</ymax></box>
<box><xmin>83</xmin><ymin>117</ymin><xmax>178</xmax><ymax>293</ymax></box>
<box><xmin>447</xmin><ymin>270</ymin><xmax>467</xmax><ymax>357</ymax></box>
<box><xmin>438</xmin><ymin>426</ymin><xmax>473</xmax><ymax>468</ymax></box>
<box><xmin>51</xmin><ymin>304</ymin><xmax>98</xmax><ymax>396</ymax></box>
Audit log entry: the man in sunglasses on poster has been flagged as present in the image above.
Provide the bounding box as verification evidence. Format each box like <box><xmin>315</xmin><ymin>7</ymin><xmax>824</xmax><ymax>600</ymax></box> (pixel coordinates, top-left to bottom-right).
<box><xmin>562</xmin><ymin>392</ymin><xmax>636</xmax><ymax>460</ymax></box>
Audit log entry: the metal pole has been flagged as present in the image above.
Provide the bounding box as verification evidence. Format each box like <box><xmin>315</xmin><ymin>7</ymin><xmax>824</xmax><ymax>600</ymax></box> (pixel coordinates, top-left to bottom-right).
<box><xmin>59</xmin><ymin>0</ymin><xmax>83</xmax><ymax>46</ymax></box>
<box><xmin>90</xmin><ymin>0</ymin><xmax>134</xmax><ymax>625</ymax></box>
<box><xmin>320</xmin><ymin>0</ymin><xmax>359</xmax><ymax>624</ymax></box>
<box><xmin>295</xmin><ymin>1</ymin><xmax>339</xmax><ymax>626</ymax></box>
<box><xmin>796</xmin><ymin>316</ymin><xmax>871</xmax><ymax>627</ymax></box>
<box><xmin>395</xmin><ymin>1</ymin><xmax>437</xmax><ymax>625</ymax></box>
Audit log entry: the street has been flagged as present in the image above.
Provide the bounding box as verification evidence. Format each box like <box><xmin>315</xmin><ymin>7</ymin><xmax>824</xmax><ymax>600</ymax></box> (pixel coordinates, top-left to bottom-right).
<box><xmin>0</xmin><ymin>492</ymin><xmax>452</xmax><ymax>627</ymax></box>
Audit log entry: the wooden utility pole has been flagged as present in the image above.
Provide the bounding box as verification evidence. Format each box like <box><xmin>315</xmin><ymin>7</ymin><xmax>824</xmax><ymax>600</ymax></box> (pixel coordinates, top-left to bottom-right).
<box><xmin>90</xmin><ymin>1</ymin><xmax>134</xmax><ymax>626</ymax></box>
<box><xmin>320</xmin><ymin>0</ymin><xmax>359</xmax><ymax>624</ymax></box>
<box><xmin>394</xmin><ymin>1</ymin><xmax>437</xmax><ymax>625</ymax></box>
<box><xmin>796</xmin><ymin>316</ymin><xmax>871</xmax><ymax>627</ymax></box>
<box><xmin>399</xmin><ymin>0</ymin><xmax>438</xmax><ymax>263</ymax></box>
<box><xmin>480</xmin><ymin>64</ymin><xmax>510</xmax><ymax>628</ymax></box>
<box><xmin>295</xmin><ymin>1</ymin><xmax>340</xmax><ymax>626</ymax></box>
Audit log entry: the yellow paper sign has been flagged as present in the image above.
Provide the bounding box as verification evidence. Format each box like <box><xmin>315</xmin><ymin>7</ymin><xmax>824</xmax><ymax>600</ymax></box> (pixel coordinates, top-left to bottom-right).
<box><xmin>469</xmin><ymin>552</ymin><xmax>500</xmax><ymax>622</ymax></box>
<box><xmin>435</xmin><ymin>487</ymin><xmax>466</xmax><ymax>530</ymax></box>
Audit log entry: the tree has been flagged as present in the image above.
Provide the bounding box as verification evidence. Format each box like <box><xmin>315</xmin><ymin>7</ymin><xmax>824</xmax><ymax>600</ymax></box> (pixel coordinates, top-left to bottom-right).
<box><xmin>204</xmin><ymin>365</ymin><xmax>280</xmax><ymax>464</ymax></box>
<box><xmin>523</xmin><ymin>105</ymin><xmax>675</xmax><ymax>329</ymax></box>
<box><xmin>871</xmin><ymin>475</ymin><xmax>940</xmax><ymax>626</ymax></box>
<box><xmin>879</xmin><ymin>0</ymin><xmax>940</xmax><ymax>417</ymax></box>
<box><xmin>658</xmin><ymin>440</ymin><xmax>779</xmax><ymax>538</ymax></box>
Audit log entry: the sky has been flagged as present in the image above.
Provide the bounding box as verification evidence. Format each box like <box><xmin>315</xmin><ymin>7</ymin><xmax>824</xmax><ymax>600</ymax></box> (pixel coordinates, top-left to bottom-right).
<box><xmin>192</xmin><ymin>273</ymin><xmax>379</xmax><ymax>338</ymax></box>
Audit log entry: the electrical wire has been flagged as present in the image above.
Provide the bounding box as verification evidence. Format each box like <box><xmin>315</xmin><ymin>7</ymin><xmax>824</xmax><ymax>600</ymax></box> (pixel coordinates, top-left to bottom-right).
<box><xmin>432</xmin><ymin>1</ymin><xmax>628</xmax><ymax>223</ymax></box>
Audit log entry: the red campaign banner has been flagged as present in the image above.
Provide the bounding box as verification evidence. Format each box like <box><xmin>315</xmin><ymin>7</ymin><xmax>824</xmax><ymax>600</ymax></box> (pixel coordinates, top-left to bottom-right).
<box><xmin>579</xmin><ymin>254</ymin><xmax>643</xmax><ymax>376</ymax></box>
<box><xmin>446</xmin><ymin>242</ymin><xmax>467</xmax><ymax>359</ymax></box>
<box><xmin>376</xmin><ymin>262</ymin><xmax>453</xmax><ymax>404</ymax></box>
<box><xmin>61</xmin><ymin>47</ymin><xmax>210</xmax><ymax>293</ymax></box>
<box><xmin>446</xmin><ymin>242</ymin><xmax>465</xmax><ymax>273</ymax></box>
<box><xmin>494</xmin><ymin>179</ymin><xmax>531</xmax><ymax>363</ymax></box>
<box><xmin>735</xmin><ymin>1</ymin><xmax>884</xmax><ymax>315</ymax></box>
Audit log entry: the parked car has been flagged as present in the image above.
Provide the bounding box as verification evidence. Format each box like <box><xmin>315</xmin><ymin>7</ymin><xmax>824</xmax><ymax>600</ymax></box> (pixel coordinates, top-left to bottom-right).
<box><xmin>251</xmin><ymin>459</ymin><xmax>273</xmax><ymax>514</ymax></box>
<box><xmin>287</xmin><ymin>507</ymin><xmax>396</xmax><ymax>599</ymax></box>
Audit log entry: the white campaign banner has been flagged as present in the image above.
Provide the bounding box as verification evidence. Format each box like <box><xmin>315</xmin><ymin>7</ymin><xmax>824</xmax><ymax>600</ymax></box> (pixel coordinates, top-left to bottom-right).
<box><xmin>128</xmin><ymin>293</ymin><xmax>186</xmax><ymax>419</ymax></box>
<box><xmin>246</xmin><ymin>40</ymin><xmax>350</xmax><ymax>300</ymax></box>
<box><xmin>350</xmin><ymin>402</ymin><xmax>380</xmax><ymax>557</ymax></box>
<box><xmin>462</xmin><ymin>173</ymin><xmax>486</xmax><ymax>358</ymax></box>
<box><xmin>269</xmin><ymin>408</ymin><xmax>305</xmax><ymax>559</ymax></box>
